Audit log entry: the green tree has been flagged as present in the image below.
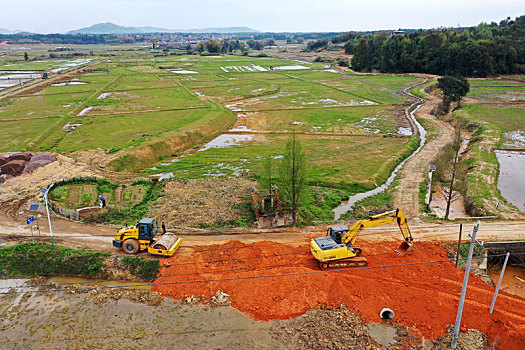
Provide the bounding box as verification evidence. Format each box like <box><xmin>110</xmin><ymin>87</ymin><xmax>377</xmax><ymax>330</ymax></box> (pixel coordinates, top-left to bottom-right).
<box><xmin>437</xmin><ymin>76</ymin><xmax>470</xmax><ymax>110</ymax></box>
<box><xmin>351</xmin><ymin>38</ymin><xmax>370</xmax><ymax>71</ymax></box>
<box><xmin>205</xmin><ymin>39</ymin><xmax>223</xmax><ymax>53</ymax></box>
<box><xmin>259</xmin><ymin>155</ymin><xmax>276</xmax><ymax>196</ymax></box>
<box><xmin>278</xmin><ymin>131</ymin><xmax>308</xmax><ymax>226</ymax></box>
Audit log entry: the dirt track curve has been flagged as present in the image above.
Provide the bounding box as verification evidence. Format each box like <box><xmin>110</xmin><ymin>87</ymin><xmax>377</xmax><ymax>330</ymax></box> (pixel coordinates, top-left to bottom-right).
<box><xmin>393</xmin><ymin>84</ymin><xmax>455</xmax><ymax>220</ymax></box>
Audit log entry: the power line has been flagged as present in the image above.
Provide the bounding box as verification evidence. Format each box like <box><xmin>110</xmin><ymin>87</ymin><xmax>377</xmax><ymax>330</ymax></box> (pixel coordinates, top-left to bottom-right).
<box><xmin>8</xmin><ymin>246</ymin><xmax>444</xmax><ymax>287</ymax></box>
<box><xmin>2</xmin><ymin>252</ymin><xmax>521</xmax><ymax>296</ymax></box>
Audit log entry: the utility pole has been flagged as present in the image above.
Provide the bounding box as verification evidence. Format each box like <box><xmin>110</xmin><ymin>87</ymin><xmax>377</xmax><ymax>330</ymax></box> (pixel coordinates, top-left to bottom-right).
<box><xmin>490</xmin><ymin>252</ymin><xmax>510</xmax><ymax>314</ymax></box>
<box><xmin>455</xmin><ymin>224</ymin><xmax>463</xmax><ymax>269</ymax></box>
<box><xmin>451</xmin><ymin>221</ymin><xmax>481</xmax><ymax>348</ymax></box>
<box><xmin>41</xmin><ymin>188</ymin><xmax>54</xmax><ymax>246</ymax></box>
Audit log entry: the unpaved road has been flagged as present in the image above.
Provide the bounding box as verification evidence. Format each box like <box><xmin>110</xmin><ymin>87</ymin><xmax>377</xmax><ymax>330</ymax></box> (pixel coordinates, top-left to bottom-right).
<box><xmin>392</xmin><ymin>82</ymin><xmax>455</xmax><ymax>220</ymax></box>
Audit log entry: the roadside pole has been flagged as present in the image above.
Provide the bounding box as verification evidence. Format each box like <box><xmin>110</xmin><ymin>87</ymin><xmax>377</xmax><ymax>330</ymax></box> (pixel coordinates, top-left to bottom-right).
<box><xmin>41</xmin><ymin>188</ymin><xmax>54</xmax><ymax>246</ymax></box>
<box><xmin>451</xmin><ymin>221</ymin><xmax>480</xmax><ymax>348</ymax></box>
<box><xmin>455</xmin><ymin>224</ymin><xmax>463</xmax><ymax>269</ymax></box>
<box><xmin>490</xmin><ymin>252</ymin><xmax>510</xmax><ymax>314</ymax></box>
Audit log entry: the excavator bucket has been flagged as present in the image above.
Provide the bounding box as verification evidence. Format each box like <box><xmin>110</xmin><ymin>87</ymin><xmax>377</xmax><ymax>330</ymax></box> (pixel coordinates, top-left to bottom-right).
<box><xmin>397</xmin><ymin>240</ymin><xmax>414</xmax><ymax>253</ymax></box>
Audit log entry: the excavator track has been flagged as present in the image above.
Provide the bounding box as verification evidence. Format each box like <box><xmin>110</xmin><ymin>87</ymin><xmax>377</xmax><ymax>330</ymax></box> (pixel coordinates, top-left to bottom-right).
<box><xmin>319</xmin><ymin>256</ymin><xmax>368</xmax><ymax>270</ymax></box>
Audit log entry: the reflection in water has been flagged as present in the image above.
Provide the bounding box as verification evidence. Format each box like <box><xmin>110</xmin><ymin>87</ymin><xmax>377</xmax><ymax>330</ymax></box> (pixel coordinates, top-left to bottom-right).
<box><xmin>495</xmin><ymin>150</ymin><xmax>525</xmax><ymax>211</ymax></box>
<box><xmin>489</xmin><ymin>266</ymin><xmax>525</xmax><ymax>299</ymax></box>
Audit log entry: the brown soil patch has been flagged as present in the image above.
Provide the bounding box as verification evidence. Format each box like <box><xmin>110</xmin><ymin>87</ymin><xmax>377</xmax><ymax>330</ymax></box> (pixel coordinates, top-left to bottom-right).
<box><xmin>149</xmin><ymin>177</ymin><xmax>256</xmax><ymax>228</ymax></box>
<box><xmin>154</xmin><ymin>240</ymin><xmax>525</xmax><ymax>349</ymax></box>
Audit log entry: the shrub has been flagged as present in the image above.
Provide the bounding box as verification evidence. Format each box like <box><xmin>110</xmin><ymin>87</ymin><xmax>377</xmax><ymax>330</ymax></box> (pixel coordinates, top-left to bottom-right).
<box><xmin>81</xmin><ymin>192</ymin><xmax>92</xmax><ymax>203</ymax></box>
<box><xmin>50</xmin><ymin>186</ymin><xmax>68</xmax><ymax>202</ymax></box>
<box><xmin>0</xmin><ymin>243</ymin><xmax>109</xmax><ymax>278</ymax></box>
<box><xmin>122</xmin><ymin>256</ymin><xmax>160</xmax><ymax>281</ymax></box>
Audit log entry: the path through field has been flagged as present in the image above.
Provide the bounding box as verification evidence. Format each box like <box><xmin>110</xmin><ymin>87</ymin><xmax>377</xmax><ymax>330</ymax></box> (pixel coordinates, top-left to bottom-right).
<box><xmin>393</xmin><ymin>85</ymin><xmax>455</xmax><ymax>220</ymax></box>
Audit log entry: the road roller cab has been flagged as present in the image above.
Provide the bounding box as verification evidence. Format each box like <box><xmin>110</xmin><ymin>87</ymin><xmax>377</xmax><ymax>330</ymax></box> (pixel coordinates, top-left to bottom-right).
<box><xmin>113</xmin><ymin>218</ymin><xmax>182</xmax><ymax>257</ymax></box>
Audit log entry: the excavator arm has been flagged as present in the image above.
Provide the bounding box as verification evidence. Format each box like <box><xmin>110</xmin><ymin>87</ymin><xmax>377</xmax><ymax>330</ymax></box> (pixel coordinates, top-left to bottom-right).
<box><xmin>310</xmin><ymin>209</ymin><xmax>414</xmax><ymax>269</ymax></box>
<box><xmin>343</xmin><ymin>209</ymin><xmax>413</xmax><ymax>247</ymax></box>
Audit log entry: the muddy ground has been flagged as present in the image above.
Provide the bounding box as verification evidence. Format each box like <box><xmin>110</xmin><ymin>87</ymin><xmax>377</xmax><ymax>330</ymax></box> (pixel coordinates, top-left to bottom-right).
<box><xmin>0</xmin><ymin>284</ymin><xmax>489</xmax><ymax>350</ymax></box>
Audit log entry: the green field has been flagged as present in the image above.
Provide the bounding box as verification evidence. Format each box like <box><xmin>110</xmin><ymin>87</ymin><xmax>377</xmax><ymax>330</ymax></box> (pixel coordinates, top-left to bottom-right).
<box><xmin>1</xmin><ymin>51</ymin><xmax>422</xmax><ymax>221</ymax></box>
<box><xmin>466</xmin><ymin>78</ymin><xmax>525</xmax><ymax>102</ymax></box>
<box><xmin>455</xmin><ymin>100</ymin><xmax>525</xmax><ymax>215</ymax></box>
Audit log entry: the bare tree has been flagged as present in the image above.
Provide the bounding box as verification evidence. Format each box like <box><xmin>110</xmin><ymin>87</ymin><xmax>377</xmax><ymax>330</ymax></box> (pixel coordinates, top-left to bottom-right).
<box><xmin>435</xmin><ymin>126</ymin><xmax>464</xmax><ymax>219</ymax></box>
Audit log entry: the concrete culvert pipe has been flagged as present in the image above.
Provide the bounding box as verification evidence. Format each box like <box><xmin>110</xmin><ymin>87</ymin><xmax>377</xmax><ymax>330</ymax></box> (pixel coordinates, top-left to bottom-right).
<box><xmin>380</xmin><ymin>308</ymin><xmax>395</xmax><ymax>320</ymax></box>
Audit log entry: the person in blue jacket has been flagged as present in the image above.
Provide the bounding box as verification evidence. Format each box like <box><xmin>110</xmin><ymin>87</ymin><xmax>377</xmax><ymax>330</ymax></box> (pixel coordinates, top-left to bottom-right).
<box><xmin>99</xmin><ymin>195</ymin><xmax>106</xmax><ymax>208</ymax></box>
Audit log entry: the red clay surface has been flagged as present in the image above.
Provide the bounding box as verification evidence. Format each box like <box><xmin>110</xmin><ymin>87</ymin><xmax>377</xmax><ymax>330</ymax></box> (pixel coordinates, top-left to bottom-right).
<box><xmin>153</xmin><ymin>240</ymin><xmax>525</xmax><ymax>349</ymax></box>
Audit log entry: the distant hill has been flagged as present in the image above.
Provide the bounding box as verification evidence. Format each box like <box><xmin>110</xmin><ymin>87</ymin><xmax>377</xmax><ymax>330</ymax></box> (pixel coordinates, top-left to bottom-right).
<box><xmin>67</xmin><ymin>22</ymin><xmax>259</xmax><ymax>34</ymax></box>
<box><xmin>67</xmin><ymin>22</ymin><xmax>142</xmax><ymax>34</ymax></box>
<box><xmin>0</xmin><ymin>28</ymin><xmax>23</xmax><ymax>34</ymax></box>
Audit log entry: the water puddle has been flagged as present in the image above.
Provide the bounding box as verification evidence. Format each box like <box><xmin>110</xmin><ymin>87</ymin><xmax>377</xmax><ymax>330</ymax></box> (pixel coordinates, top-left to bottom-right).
<box><xmin>47</xmin><ymin>276</ymin><xmax>151</xmax><ymax>290</ymax></box>
<box><xmin>199</xmin><ymin>134</ymin><xmax>254</xmax><ymax>152</ymax></box>
<box><xmin>0</xmin><ymin>279</ymin><xmax>27</xmax><ymax>293</ymax></box>
<box><xmin>495</xmin><ymin>150</ymin><xmax>525</xmax><ymax>211</ymax></box>
<box><xmin>63</xmin><ymin>122</ymin><xmax>82</xmax><ymax>135</ymax></box>
<box><xmin>170</xmin><ymin>69</ymin><xmax>198</xmax><ymax>74</ymax></box>
<box><xmin>397</xmin><ymin>127</ymin><xmax>413</xmax><ymax>136</ymax></box>
<box><xmin>367</xmin><ymin>322</ymin><xmax>397</xmax><ymax>348</ymax></box>
<box><xmin>97</xmin><ymin>92</ymin><xmax>113</xmax><ymax>99</ymax></box>
<box><xmin>489</xmin><ymin>266</ymin><xmax>525</xmax><ymax>299</ymax></box>
<box><xmin>333</xmin><ymin>103</ymin><xmax>426</xmax><ymax>219</ymax></box>
<box><xmin>51</xmin><ymin>81</ymin><xmax>88</xmax><ymax>86</ymax></box>
<box><xmin>273</xmin><ymin>65</ymin><xmax>309</xmax><ymax>70</ymax></box>
<box><xmin>77</xmin><ymin>106</ymin><xmax>93</xmax><ymax>116</ymax></box>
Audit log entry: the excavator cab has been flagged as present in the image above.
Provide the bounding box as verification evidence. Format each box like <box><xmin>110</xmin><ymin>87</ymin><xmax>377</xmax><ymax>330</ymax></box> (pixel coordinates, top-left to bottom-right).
<box><xmin>327</xmin><ymin>225</ymin><xmax>348</xmax><ymax>244</ymax></box>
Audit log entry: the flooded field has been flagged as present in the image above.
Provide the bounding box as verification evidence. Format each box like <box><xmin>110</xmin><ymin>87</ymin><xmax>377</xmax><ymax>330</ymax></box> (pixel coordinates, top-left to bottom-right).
<box><xmin>495</xmin><ymin>150</ymin><xmax>525</xmax><ymax>211</ymax></box>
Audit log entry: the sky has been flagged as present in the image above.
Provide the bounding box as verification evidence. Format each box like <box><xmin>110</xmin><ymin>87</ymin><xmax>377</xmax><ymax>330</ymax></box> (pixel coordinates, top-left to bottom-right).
<box><xmin>1</xmin><ymin>0</ymin><xmax>524</xmax><ymax>33</ymax></box>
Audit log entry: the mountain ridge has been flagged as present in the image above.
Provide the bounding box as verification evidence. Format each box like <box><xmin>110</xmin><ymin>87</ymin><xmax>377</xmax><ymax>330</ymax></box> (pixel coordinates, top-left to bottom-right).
<box><xmin>66</xmin><ymin>22</ymin><xmax>259</xmax><ymax>34</ymax></box>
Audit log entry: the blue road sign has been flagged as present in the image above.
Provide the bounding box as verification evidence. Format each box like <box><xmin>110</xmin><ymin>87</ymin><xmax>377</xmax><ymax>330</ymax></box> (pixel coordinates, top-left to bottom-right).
<box><xmin>27</xmin><ymin>216</ymin><xmax>34</xmax><ymax>225</ymax></box>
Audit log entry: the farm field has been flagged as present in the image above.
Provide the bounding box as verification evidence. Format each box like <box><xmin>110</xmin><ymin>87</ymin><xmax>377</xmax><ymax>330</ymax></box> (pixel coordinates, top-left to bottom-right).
<box><xmin>452</xmin><ymin>78</ymin><xmax>525</xmax><ymax>216</ymax></box>
<box><xmin>0</xmin><ymin>51</ymin><xmax>421</xmax><ymax>216</ymax></box>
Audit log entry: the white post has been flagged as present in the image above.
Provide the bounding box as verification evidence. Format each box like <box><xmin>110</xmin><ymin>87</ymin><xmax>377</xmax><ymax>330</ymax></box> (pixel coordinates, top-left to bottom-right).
<box><xmin>490</xmin><ymin>252</ymin><xmax>510</xmax><ymax>314</ymax></box>
<box><xmin>44</xmin><ymin>191</ymin><xmax>54</xmax><ymax>246</ymax></box>
<box><xmin>451</xmin><ymin>221</ymin><xmax>479</xmax><ymax>348</ymax></box>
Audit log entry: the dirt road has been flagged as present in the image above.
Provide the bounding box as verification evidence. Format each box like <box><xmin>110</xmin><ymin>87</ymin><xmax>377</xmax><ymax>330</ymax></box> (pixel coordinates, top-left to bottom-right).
<box><xmin>393</xmin><ymin>84</ymin><xmax>455</xmax><ymax>220</ymax></box>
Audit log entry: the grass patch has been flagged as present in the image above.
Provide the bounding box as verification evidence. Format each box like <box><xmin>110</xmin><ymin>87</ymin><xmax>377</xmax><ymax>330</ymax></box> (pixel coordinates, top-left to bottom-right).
<box><xmin>122</xmin><ymin>256</ymin><xmax>160</xmax><ymax>281</ymax></box>
<box><xmin>340</xmin><ymin>192</ymin><xmax>393</xmax><ymax>220</ymax></box>
<box><xmin>299</xmin><ymin>186</ymin><xmax>349</xmax><ymax>225</ymax></box>
<box><xmin>0</xmin><ymin>243</ymin><xmax>109</xmax><ymax>278</ymax></box>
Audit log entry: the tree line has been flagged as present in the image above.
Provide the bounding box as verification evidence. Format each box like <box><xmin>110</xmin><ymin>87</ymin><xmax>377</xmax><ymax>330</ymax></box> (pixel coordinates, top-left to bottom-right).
<box><xmin>349</xmin><ymin>16</ymin><xmax>525</xmax><ymax>76</ymax></box>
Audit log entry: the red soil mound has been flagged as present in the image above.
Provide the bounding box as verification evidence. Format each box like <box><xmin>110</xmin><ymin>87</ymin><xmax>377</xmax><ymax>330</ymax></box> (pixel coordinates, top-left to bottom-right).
<box><xmin>153</xmin><ymin>240</ymin><xmax>525</xmax><ymax>349</ymax></box>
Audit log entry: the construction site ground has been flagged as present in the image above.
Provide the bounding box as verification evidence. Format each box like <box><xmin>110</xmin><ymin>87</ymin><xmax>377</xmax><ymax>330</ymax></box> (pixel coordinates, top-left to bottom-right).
<box><xmin>1</xmin><ymin>57</ymin><xmax>525</xmax><ymax>348</ymax></box>
<box><xmin>0</xmin><ymin>281</ymin><xmax>491</xmax><ymax>350</ymax></box>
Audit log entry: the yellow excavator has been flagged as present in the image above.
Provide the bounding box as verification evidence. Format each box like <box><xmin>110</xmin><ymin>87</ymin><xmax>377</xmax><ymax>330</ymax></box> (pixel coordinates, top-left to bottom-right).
<box><xmin>310</xmin><ymin>209</ymin><xmax>414</xmax><ymax>269</ymax></box>
<box><xmin>112</xmin><ymin>218</ymin><xmax>182</xmax><ymax>257</ymax></box>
